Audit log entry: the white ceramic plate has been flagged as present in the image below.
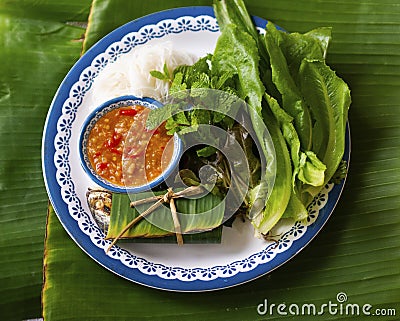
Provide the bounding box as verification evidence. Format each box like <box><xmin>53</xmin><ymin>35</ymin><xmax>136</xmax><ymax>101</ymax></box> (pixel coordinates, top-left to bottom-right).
<box><xmin>42</xmin><ymin>6</ymin><xmax>350</xmax><ymax>291</ymax></box>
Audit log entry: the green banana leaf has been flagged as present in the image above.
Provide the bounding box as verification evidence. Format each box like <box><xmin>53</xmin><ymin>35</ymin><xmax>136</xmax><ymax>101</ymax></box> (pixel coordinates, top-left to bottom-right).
<box><xmin>82</xmin><ymin>0</ymin><xmax>213</xmax><ymax>52</ymax></box>
<box><xmin>41</xmin><ymin>0</ymin><xmax>400</xmax><ymax>320</ymax></box>
<box><xmin>107</xmin><ymin>192</ymin><xmax>224</xmax><ymax>242</ymax></box>
<box><xmin>0</xmin><ymin>1</ymin><xmax>91</xmax><ymax>320</ymax></box>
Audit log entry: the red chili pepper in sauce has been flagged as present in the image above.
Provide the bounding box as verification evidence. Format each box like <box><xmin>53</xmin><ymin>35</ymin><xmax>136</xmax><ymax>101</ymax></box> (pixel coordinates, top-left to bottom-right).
<box><xmin>104</xmin><ymin>131</ymin><xmax>122</xmax><ymax>148</ymax></box>
<box><xmin>119</xmin><ymin>108</ymin><xmax>138</xmax><ymax>116</ymax></box>
<box><xmin>113</xmin><ymin>133</ymin><xmax>122</xmax><ymax>144</ymax></box>
<box><xmin>96</xmin><ymin>163</ymin><xmax>108</xmax><ymax>171</ymax></box>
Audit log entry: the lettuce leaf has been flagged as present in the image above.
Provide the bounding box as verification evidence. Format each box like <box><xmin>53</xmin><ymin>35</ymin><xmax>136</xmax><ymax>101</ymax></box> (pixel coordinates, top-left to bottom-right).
<box><xmin>212</xmin><ymin>23</ymin><xmax>282</xmax><ymax>226</ymax></box>
<box><xmin>213</xmin><ymin>0</ymin><xmax>349</xmax><ymax>232</ymax></box>
<box><xmin>298</xmin><ymin>59</ymin><xmax>351</xmax><ymax>200</ymax></box>
<box><xmin>212</xmin><ymin>23</ymin><xmax>265</xmax><ymax>115</ymax></box>
<box><xmin>264</xmin><ymin>22</ymin><xmax>313</xmax><ymax>150</ymax></box>
<box><xmin>250</xmin><ymin>106</ymin><xmax>292</xmax><ymax>232</ymax></box>
<box><xmin>278</xmin><ymin>27</ymin><xmax>332</xmax><ymax>84</ymax></box>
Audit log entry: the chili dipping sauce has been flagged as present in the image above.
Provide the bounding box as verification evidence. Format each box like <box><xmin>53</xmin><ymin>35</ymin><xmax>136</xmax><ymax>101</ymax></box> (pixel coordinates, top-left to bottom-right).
<box><xmin>87</xmin><ymin>105</ymin><xmax>174</xmax><ymax>187</ymax></box>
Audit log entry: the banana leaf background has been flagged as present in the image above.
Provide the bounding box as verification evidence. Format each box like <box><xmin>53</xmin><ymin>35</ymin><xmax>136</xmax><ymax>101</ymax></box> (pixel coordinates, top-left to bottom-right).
<box><xmin>0</xmin><ymin>0</ymin><xmax>399</xmax><ymax>320</ymax></box>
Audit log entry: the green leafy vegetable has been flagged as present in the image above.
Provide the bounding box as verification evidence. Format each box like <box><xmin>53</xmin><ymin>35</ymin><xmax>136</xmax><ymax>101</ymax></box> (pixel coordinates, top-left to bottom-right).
<box><xmin>150</xmin><ymin>63</ymin><xmax>172</xmax><ymax>81</ymax></box>
<box><xmin>298</xmin><ymin>151</ymin><xmax>326</xmax><ymax>187</ymax></box>
<box><xmin>330</xmin><ymin>159</ymin><xmax>348</xmax><ymax>185</ymax></box>
<box><xmin>250</xmin><ymin>107</ymin><xmax>292</xmax><ymax>232</ymax></box>
<box><xmin>197</xmin><ymin>146</ymin><xmax>217</xmax><ymax>157</ymax></box>
<box><xmin>264</xmin><ymin>94</ymin><xmax>307</xmax><ymax>221</ymax></box>
<box><xmin>278</xmin><ymin>27</ymin><xmax>332</xmax><ymax>83</ymax></box>
<box><xmin>177</xmin><ymin>169</ymin><xmax>201</xmax><ymax>186</ymax></box>
<box><xmin>298</xmin><ymin>59</ymin><xmax>351</xmax><ymax>201</ymax></box>
<box><xmin>264</xmin><ymin>22</ymin><xmax>313</xmax><ymax>150</ymax></box>
<box><xmin>229</xmin><ymin>124</ymin><xmax>261</xmax><ymax>189</ymax></box>
<box><xmin>211</xmin><ymin>21</ymin><xmax>276</xmax><ymax>223</ymax></box>
<box><xmin>212</xmin><ymin>23</ymin><xmax>265</xmax><ymax>115</ymax></box>
<box><xmin>144</xmin><ymin>0</ymin><xmax>350</xmax><ymax>236</ymax></box>
<box><xmin>213</xmin><ymin>0</ymin><xmax>272</xmax><ymax>89</ymax></box>
<box><xmin>213</xmin><ymin>0</ymin><xmax>291</xmax><ymax>231</ymax></box>
<box><xmin>211</xmin><ymin>0</ymin><xmax>349</xmax><ymax>233</ymax></box>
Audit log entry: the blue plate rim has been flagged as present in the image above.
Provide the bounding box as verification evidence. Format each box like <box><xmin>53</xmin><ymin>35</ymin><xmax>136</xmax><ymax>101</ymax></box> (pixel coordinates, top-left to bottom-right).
<box><xmin>41</xmin><ymin>6</ymin><xmax>350</xmax><ymax>292</ymax></box>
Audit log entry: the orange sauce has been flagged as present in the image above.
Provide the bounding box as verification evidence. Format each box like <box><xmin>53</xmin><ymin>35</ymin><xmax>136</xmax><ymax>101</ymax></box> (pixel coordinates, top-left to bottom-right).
<box><xmin>87</xmin><ymin>105</ymin><xmax>173</xmax><ymax>186</ymax></box>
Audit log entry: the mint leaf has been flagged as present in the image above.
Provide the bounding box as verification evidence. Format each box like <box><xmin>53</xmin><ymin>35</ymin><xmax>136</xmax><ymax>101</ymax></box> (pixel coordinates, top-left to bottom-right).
<box><xmin>196</xmin><ymin>146</ymin><xmax>217</xmax><ymax>157</ymax></box>
<box><xmin>163</xmin><ymin>62</ymin><xmax>170</xmax><ymax>79</ymax></box>
<box><xmin>150</xmin><ymin>70</ymin><xmax>169</xmax><ymax>80</ymax></box>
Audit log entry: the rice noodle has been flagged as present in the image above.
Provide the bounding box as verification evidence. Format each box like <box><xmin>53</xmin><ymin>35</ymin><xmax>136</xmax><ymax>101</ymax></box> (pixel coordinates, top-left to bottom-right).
<box><xmin>91</xmin><ymin>41</ymin><xmax>195</xmax><ymax>105</ymax></box>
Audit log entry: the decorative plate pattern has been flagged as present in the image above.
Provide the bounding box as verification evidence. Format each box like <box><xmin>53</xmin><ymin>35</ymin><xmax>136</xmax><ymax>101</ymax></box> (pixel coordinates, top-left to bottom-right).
<box><xmin>42</xmin><ymin>7</ymin><xmax>350</xmax><ymax>291</ymax></box>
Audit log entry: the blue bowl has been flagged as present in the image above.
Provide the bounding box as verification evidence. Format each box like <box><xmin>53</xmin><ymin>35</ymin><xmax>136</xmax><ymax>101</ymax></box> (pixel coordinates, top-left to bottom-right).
<box><xmin>79</xmin><ymin>95</ymin><xmax>182</xmax><ymax>193</ymax></box>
